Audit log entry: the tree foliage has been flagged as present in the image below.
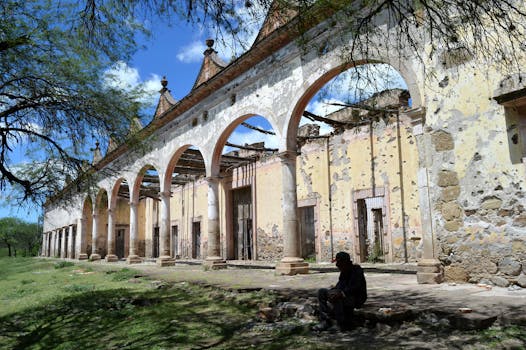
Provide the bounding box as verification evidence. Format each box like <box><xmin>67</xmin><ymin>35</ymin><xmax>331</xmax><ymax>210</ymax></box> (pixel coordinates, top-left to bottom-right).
<box><xmin>0</xmin><ymin>217</ymin><xmax>41</xmax><ymax>257</ymax></box>
<box><xmin>0</xmin><ymin>0</ymin><xmax>147</xmax><ymax>204</ymax></box>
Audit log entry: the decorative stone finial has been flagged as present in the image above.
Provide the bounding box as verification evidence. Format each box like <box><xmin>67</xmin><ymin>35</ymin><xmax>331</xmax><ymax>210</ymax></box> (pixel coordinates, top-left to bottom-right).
<box><xmin>160</xmin><ymin>76</ymin><xmax>168</xmax><ymax>93</ymax></box>
<box><xmin>204</xmin><ymin>39</ymin><xmax>216</xmax><ymax>55</ymax></box>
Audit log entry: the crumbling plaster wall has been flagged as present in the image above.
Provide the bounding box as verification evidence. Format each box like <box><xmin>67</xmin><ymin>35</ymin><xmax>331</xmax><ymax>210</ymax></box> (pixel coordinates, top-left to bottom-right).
<box><xmin>296</xmin><ymin>115</ymin><xmax>422</xmax><ymax>263</ymax></box>
<box><xmin>169</xmin><ymin>179</ymin><xmax>208</xmax><ymax>259</ymax></box>
<box><xmin>253</xmin><ymin>157</ymin><xmax>284</xmax><ymax>261</ymax></box>
<box><xmin>423</xmin><ymin>57</ymin><xmax>526</xmax><ymax>286</ymax></box>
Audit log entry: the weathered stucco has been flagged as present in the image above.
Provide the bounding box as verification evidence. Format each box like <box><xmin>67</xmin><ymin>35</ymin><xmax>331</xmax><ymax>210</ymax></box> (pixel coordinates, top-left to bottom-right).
<box><xmin>43</xmin><ymin>2</ymin><xmax>526</xmax><ymax>285</ymax></box>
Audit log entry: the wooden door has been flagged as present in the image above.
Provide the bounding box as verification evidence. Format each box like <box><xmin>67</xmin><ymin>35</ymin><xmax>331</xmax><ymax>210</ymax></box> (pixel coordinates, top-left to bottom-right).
<box><xmin>116</xmin><ymin>229</ymin><xmax>125</xmax><ymax>259</ymax></box>
<box><xmin>299</xmin><ymin>206</ymin><xmax>316</xmax><ymax>259</ymax></box>
<box><xmin>232</xmin><ymin>187</ymin><xmax>253</xmax><ymax>260</ymax></box>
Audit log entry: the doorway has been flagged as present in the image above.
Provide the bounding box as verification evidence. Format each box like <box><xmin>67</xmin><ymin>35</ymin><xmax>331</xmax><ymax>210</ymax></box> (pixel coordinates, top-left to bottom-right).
<box><xmin>192</xmin><ymin>222</ymin><xmax>201</xmax><ymax>259</ymax></box>
<box><xmin>116</xmin><ymin>229</ymin><xmax>125</xmax><ymax>259</ymax></box>
<box><xmin>299</xmin><ymin>206</ymin><xmax>316</xmax><ymax>260</ymax></box>
<box><xmin>232</xmin><ymin>187</ymin><xmax>253</xmax><ymax>260</ymax></box>
<box><xmin>153</xmin><ymin>227</ymin><xmax>159</xmax><ymax>258</ymax></box>
<box><xmin>356</xmin><ymin>196</ymin><xmax>385</xmax><ymax>262</ymax></box>
<box><xmin>71</xmin><ymin>226</ymin><xmax>76</xmax><ymax>259</ymax></box>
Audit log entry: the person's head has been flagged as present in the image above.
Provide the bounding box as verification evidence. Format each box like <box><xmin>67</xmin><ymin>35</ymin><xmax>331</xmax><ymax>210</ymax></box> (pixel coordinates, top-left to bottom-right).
<box><xmin>333</xmin><ymin>251</ymin><xmax>352</xmax><ymax>272</ymax></box>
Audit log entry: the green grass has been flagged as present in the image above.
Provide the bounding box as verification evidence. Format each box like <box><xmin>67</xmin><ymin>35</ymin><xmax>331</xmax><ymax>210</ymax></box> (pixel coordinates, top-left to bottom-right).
<box><xmin>0</xmin><ymin>257</ymin><xmax>289</xmax><ymax>350</ymax></box>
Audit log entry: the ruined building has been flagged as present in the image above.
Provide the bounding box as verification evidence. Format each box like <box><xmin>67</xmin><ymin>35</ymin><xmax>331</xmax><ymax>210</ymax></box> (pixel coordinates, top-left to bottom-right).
<box><xmin>42</xmin><ymin>3</ymin><xmax>526</xmax><ymax>287</ymax></box>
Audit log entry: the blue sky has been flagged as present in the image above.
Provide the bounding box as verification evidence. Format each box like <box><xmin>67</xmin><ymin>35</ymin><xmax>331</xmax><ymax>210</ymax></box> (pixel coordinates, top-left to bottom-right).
<box><xmin>0</xmin><ymin>10</ymin><xmax>406</xmax><ymax>223</ymax></box>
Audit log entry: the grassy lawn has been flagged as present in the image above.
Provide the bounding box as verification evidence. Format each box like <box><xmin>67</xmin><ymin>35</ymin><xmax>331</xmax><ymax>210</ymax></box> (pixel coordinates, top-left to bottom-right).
<box><xmin>0</xmin><ymin>257</ymin><xmax>286</xmax><ymax>350</ymax></box>
<box><xmin>1</xmin><ymin>257</ymin><xmax>525</xmax><ymax>350</ymax></box>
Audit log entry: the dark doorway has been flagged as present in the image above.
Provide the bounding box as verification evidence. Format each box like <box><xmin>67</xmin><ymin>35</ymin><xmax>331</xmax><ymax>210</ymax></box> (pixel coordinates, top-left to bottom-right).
<box><xmin>71</xmin><ymin>226</ymin><xmax>77</xmax><ymax>259</ymax></box>
<box><xmin>116</xmin><ymin>229</ymin><xmax>125</xmax><ymax>259</ymax></box>
<box><xmin>153</xmin><ymin>227</ymin><xmax>160</xmax><ymax>258</ymax></box>
<box><xmin>299</xmin><ymin>206</ymin><xmax>316</xmax><ymax>259</ymax></box>
<box><xmin>64</xmin><ymin>230</ymin><xmax>69</xmax><ymax>259</ymax></box>
<box><xmin>357</xmin><ymin>199</ymin><xmax>368</xmax><ymax>262</ymax></box>
<box><xmin>232</xmin><ymin>187</ymin><xmax>253</xmax><ymax>260</ymax></box>
<box><xmin>171</xmin><ymin>225</ymin><xmax>178</xmax><ymax>258</ymax></box>
<box><xmin>47</xmin><ymin>234</ymin><xmax>52</xmax><ymax>256</ymax></box>
<box><xmin>192</xmin><ymin>222</ymin><xmax>201</xmax><ymax>259</ymax></box>
<box><xmin>57</xmin><ymin>231</ymin><xmax>62</xmax><ymax>257</ymax></box>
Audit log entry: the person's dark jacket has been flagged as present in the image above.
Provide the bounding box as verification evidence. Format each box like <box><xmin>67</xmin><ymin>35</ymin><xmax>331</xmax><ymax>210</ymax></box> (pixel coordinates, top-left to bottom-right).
<box><xmin>335</xmin><ymin>263</ymin><xmax>367</xmax><ymax>308</ymax></box>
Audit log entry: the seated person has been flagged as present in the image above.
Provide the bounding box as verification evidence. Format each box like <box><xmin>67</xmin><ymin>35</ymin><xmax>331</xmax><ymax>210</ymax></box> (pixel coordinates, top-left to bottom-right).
<box><xmin>315</xmin><ymin>251</ymin><xmax>367</xmax><ymax>331</ymax></box>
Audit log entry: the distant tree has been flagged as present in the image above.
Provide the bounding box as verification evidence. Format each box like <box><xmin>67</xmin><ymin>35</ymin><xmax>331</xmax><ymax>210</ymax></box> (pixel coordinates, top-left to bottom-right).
<box><xmin>0</xmin><ymin>217</ymin><xmax>42</xmax><ymax>257</ymax></box>
<box><xmin>0</xmin><ymin>217</ymin><xmax>20</xmax><ymax>257</ymax></box>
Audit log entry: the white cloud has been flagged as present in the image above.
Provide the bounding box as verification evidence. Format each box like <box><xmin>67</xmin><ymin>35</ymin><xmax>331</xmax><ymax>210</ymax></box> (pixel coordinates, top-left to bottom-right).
<box><xmin>177</xmin><ymin>2</ymin><xmax>266</xmax><ymax>64</ymax></box>
<box><xmin>176</xmin><ymin>41</ymin><xmax>208</xmax><ymax>63</ymax></box>
<box><xmin>103</xmin><ymin>61</ymin><xmax>162</xmax><ymax>106</ymax></box>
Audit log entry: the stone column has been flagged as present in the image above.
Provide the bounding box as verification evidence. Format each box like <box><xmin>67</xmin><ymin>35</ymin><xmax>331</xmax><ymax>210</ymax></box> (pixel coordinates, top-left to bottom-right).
<box><xmin>61</xmin><ymin>228</ymin><xmax>67</xmax><ymax>258</ymax></box>
<box><xmin>275</xmin><ymin>151</ymin><xmax>309</xmax><ymax>275</ymax></box>
<box><xmin>157</xmin><ymin>191</ymin><xmax>175</xmax><ymax>266</ymax></box>
<box><xmin>105</xmin><ymin>209</ymin><xmax>118</xmax><ymax>262</ymax></box>
<box><xmin>77</xmin><ymin>218</ymin><xmax>89</xmax><ymax>260</ymax></box>
<box><xmin>90</xmin><ymin>214</ymin><xmax>101</xmax><ymax>260</ymax></box>
<box><xmin>407</xmin><ymin>108</ymin><xmax>444</xmax><ymax>284</ymax></box>
<box><xmin>42</xmin><ymin>233</ymin><xmax>47</xmax><ymax>257</ymax></box>
<box><xmin>51</xmin><ymin>231</ymin><xmax>56</xmax><ymax>257</ymax></box>
<box><xmin>127</xmin><ymin>201</ymin><xmax>142</xmax><ymax>264</ymax></box>
<box><xmin>203</xmin><ymin>177</ymin><xmax>226</xmax><ymax>270</ymax></box>
<box><xmin>68</xmin><ymin>226</ymin><xmax>74</xmax><ymax>258</ymax></box>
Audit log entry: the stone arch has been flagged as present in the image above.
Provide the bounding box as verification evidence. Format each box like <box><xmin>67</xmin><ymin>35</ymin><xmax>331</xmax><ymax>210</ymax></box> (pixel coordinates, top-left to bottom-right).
<box><xmin>209</xmin><ymin>113</ymin><xmax>280</xmax><ymax>261</ymax></box>
<box><xmin>93</xmin><ymin>188</ymin><xmax>109</xmax><ymax>258</ymax></box>
<box><xmin>163</xmin><ymin>145</ymin><xmax>207</xmax><ymax>260</ymax></box>
<box><xmin>163</xmin><ymin>145</ymin><xmax>197</xmax><ymax>193</ymax></box>
<box><xmin>282</xmin><ymin>59</ymin><xmax>425</xmax><ymax>264</ymax></box>
<box><xmin>210</xmin><ymin>113</ymin><xmax>280</xmax><ymax>177</ymax></box>
<box><xmin>109</xmin><ymin>177</ymin><xmax>132</xmax><ymax>259</ymax></box>
<box><xmin>284</xmin><ymin>59</ymin><xmax>423</xmax><ymax>151</ymax></box>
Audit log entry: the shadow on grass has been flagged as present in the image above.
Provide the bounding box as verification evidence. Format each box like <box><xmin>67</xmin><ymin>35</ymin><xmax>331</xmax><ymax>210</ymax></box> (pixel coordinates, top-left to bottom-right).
<box><xmin>0</xmin><ymin>285</ymin><xmax>256</xmax><ymax>350</ymax></box>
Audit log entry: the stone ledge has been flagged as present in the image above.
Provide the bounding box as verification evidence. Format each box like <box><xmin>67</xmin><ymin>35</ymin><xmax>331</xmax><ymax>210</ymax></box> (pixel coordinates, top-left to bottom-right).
<box><xmin>157</xmin><ymin>256</ymin><xmax>176</xmax><ymax>267</ymax></box>
<box><xmin>275</xmin><ymin>262</ymin><xmax>309</xmax><ymax>275</ymax></box>
<box><xmin>127</xmin><ymin>255</ymin><xmax>143</xmax><ymax>264</ymax></box>
<box><xmin>105</xmin><ymin>254</ymin><xmax>119</xmax><ymax>263</ymax></box>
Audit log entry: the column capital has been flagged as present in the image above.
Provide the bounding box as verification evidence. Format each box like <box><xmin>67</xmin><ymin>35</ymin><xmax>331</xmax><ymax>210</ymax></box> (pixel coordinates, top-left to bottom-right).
<box><xmin>205</xmin><ymin>176</ymin><xmax>221</xmax><ymax>183</ymax></box>
<box><xmin>277</xmin><ymin>150</ymin><xmax>297</xmax><ymax>163</ymax></box>
<box><xmin>158</xmin><ymin>191</ymin><xmax>171</xmax><ymax>199</ymax></box>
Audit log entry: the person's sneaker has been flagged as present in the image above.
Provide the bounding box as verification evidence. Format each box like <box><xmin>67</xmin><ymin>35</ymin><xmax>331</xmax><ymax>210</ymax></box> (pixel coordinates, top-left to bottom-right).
<box><xmin>312</xmin><ymin>320</ymin><xmax>331</xmax><ymax>332</ymax></box>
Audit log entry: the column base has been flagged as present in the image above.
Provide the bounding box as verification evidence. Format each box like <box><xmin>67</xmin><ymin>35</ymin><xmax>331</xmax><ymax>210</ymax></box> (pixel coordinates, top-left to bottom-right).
<box><xmin>89</xmin><ymin>254</ymin><xmax>101</xmax><ymax>261</ymax></box>
<box><xmin>105</xmin><ymin>254</ymin><xmax>119</xmax><ymax>262</ymax></box>
<box><xmin>275</xmin><ymin>257</ymin><xmax>309</xmax><ymax>275</ymax></box>
<box><xmin>78</xmin><ymin>253</ymin><xmax>89</xmax><ymax>260</ymax></box>
<box><xmin>417</xmin><ymin>259</ymin><xmax>444</xmax><ymax>284</ymax></box>
<box><xmin>203</xmin><ymin>257</ymin><xmax>227</xmax><ymax>270</ymax></box>
<box><xmin>156</xmin><ymin>256</ymin><xmax>176</xmax><ymax>267</ymax></box>
<box><xmin>127</xmin><ymin>255</ymin><xmax>143</xmax><ymax>264</ymax></box>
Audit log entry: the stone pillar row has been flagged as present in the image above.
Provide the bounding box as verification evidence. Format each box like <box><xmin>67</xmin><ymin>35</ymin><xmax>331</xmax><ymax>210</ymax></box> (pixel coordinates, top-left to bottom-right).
<box><xmin>49</xmin><ymin>149</ymin><xmax>310</xmax><ymax>276</ymax></box>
